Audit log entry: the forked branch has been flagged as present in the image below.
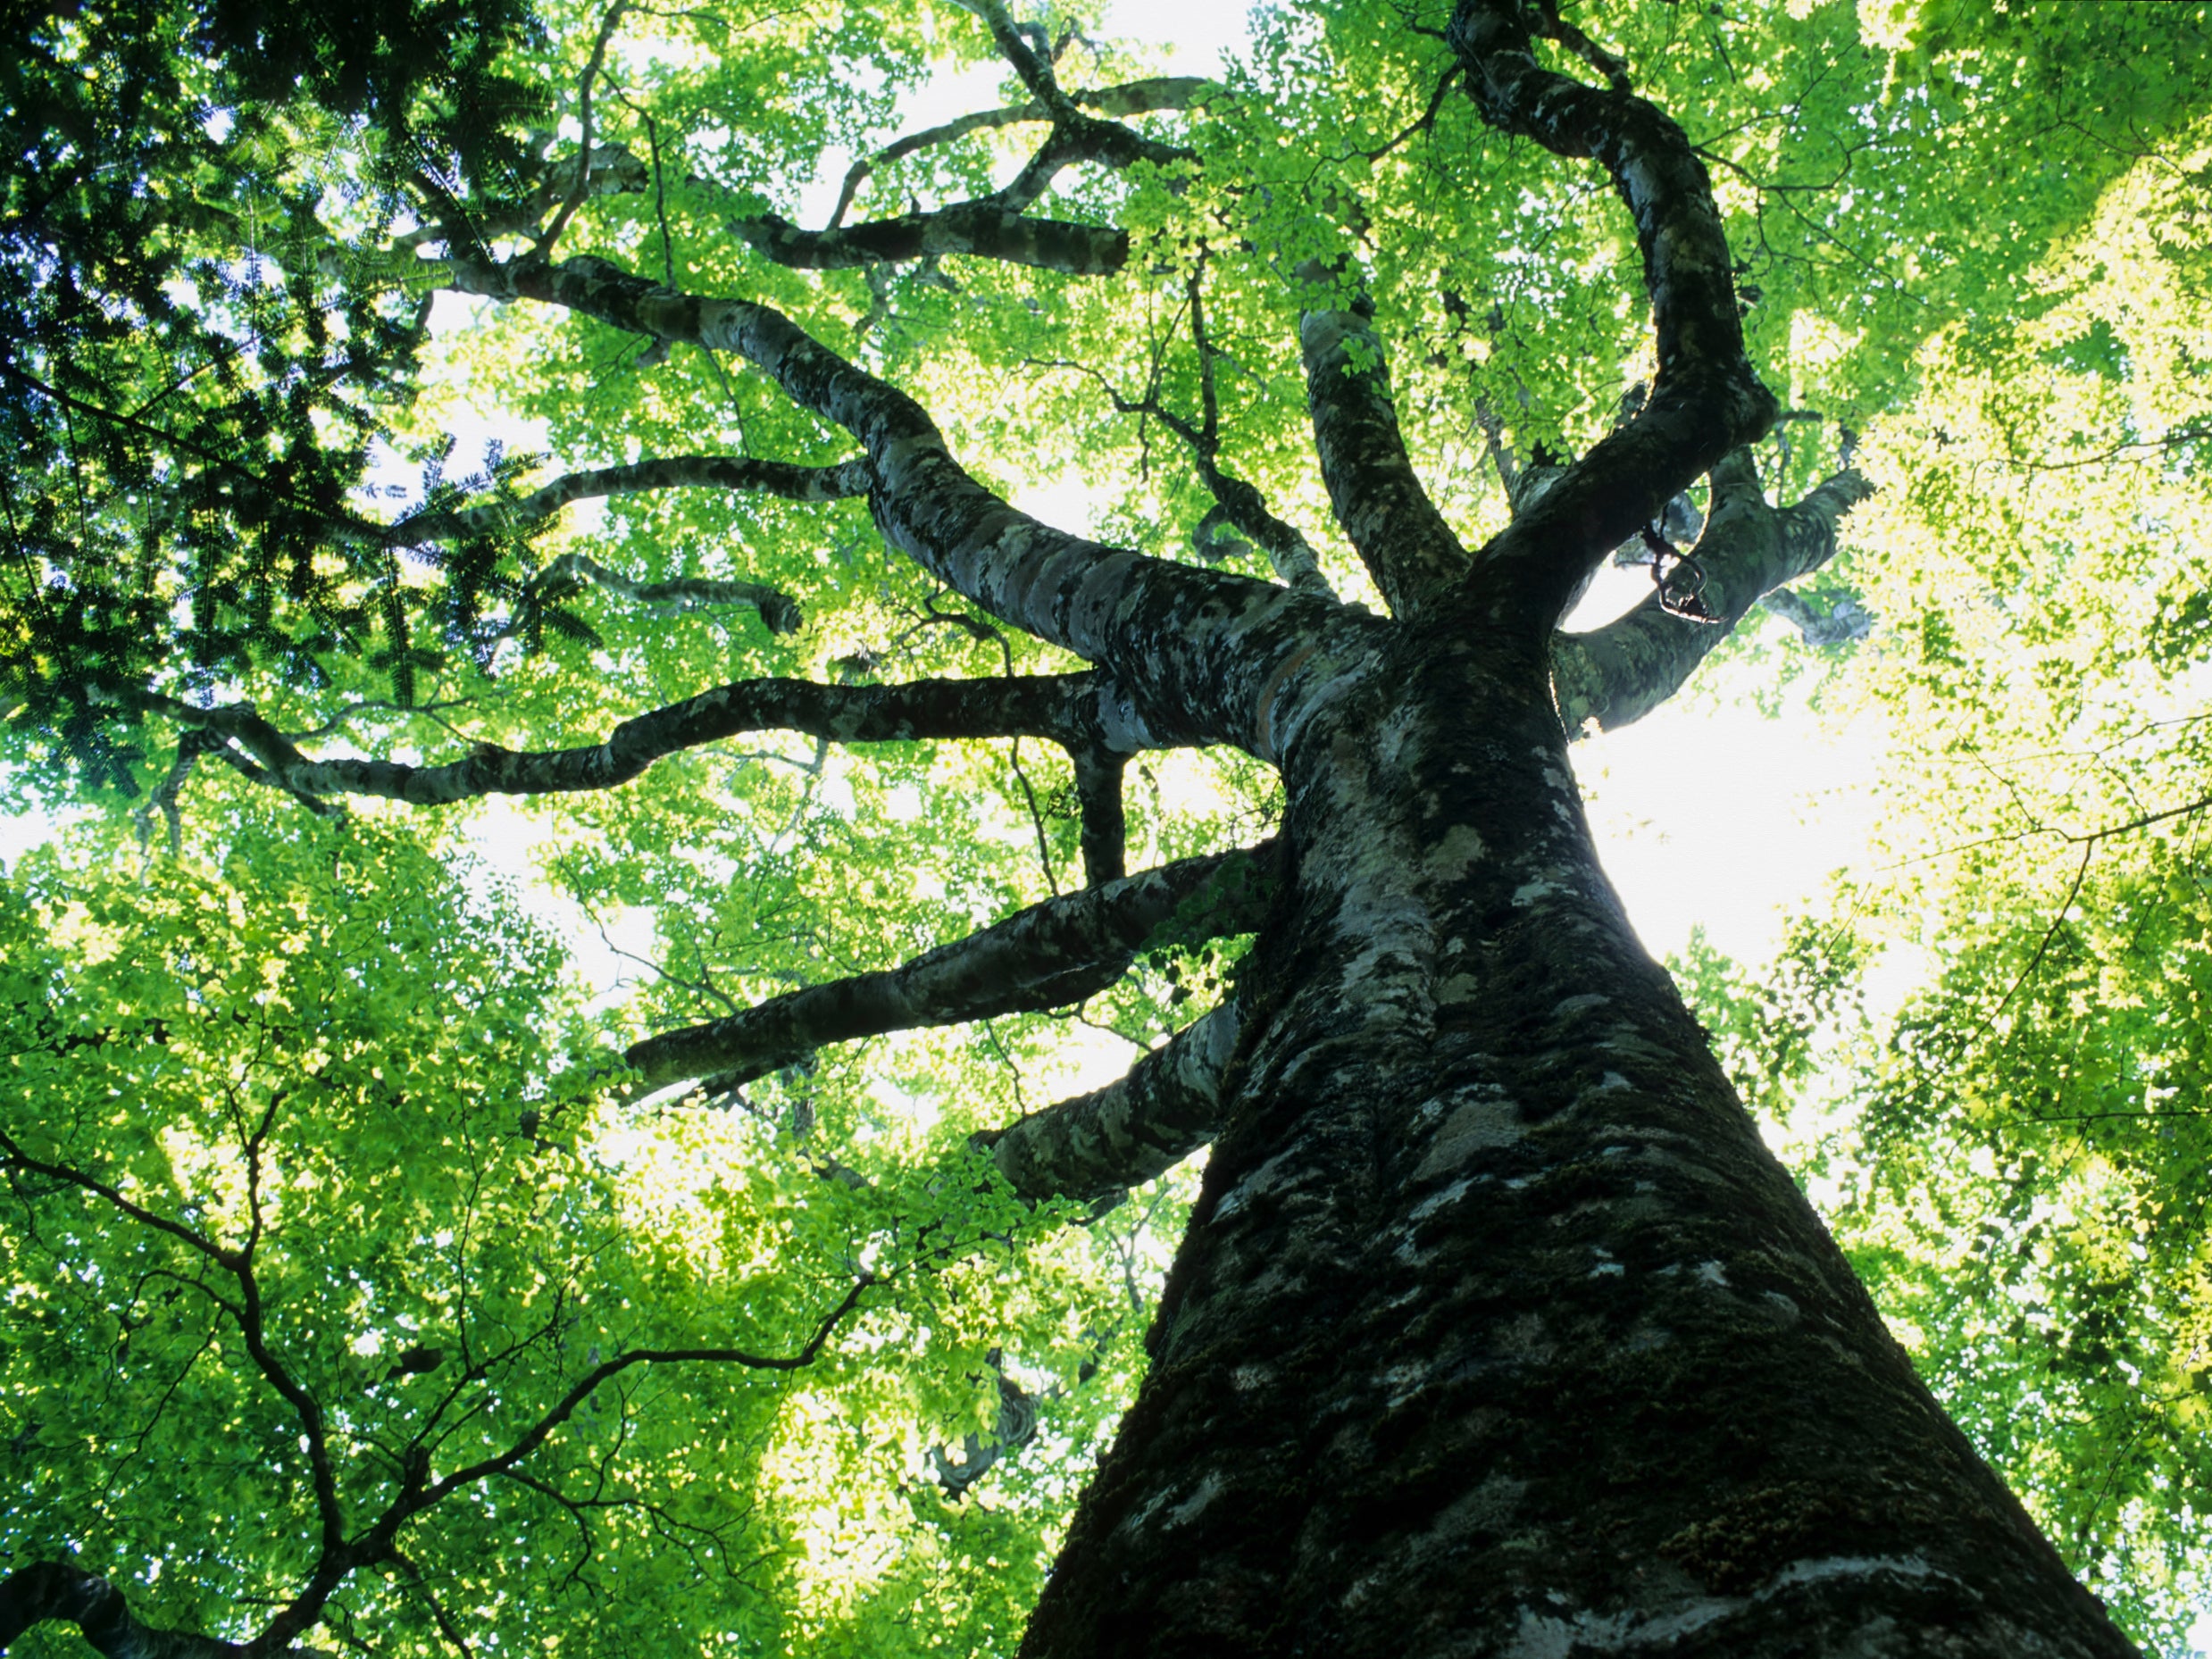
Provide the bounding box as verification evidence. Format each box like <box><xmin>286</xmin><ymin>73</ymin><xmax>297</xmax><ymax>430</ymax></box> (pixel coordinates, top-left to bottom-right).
<box><xmin>823</xmin><ymin>79</ymin><xmax>1211</xmax><ymax>229</ymax></box>
<box><xmin>1551</xmin><ymin>448</ymin><xmax>1874</xmax><ymax>732</ymax></box>
<box><xmin>1449</xmin><ymin>0</ymin><xmax>1778</xmax><ymax>627</ymax></box>
<box><xmin>446</xmin><ymin>254</ymin><xmax>1343</xmax><ymax>754</ymax></box>
<box><xmin>736</xmin><ymin>16</ymin><xmax>1194</xmax><ymax>279</ymax></box>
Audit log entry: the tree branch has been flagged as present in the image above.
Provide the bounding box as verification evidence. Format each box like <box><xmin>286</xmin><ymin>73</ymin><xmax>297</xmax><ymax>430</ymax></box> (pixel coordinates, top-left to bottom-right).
<box><xmin>734</xmin><ymin>45</ymin><xmax>1195</xmax><ymax>276</ymax></box>
<box><xmin>0</xmin><ymin>1128</ymin><xmax>241</xmax><ymax>1271</ymax></box>
<box><xmin>445</xmin><ymin>254</ymin><xmax>1344</xmax><ymax>755</ymax></box>
<box><xmin>1551</xmin><ymin>453</ymin><xmax>1874</xmax><ymax>732</ymax></box>
<box><xmin>1112</xmin><ymin>272</ymin><xmax>1338</xmax><ymax>599</ymax></box>
<box><xmin>530</xmin><ymin>553</ymin><xmax>805</xmax><ymax>636</ymax></box>
<box><xmin>1298</xmin><ymin>297</ymin><xmax>1471</xmax><ymax>619</ymax></box>
<box><xmin>735</xmin><ymin>203</ymin><xmax>1130</xmax><ymax>277</ymax></box>
<box><xmin>1449</xmin><ymin>0</ymin><xmax>1779</xmax><ymax>629</ymax></box>
<box><xmin>134</xmin><ymin>672</ymin><xmax>1161</xmax><ymax>809</ymax></box>
<box><xmin>396</xmin><ymin>454</ymin><xmax>872</xmax><ymax>545</ymax></box>
<box><xmin>1072</xmin><ymin>748</ymin><xmax>1128</xmax><ymax>885</ymax></box>
<box><xmin>622</xmin><ymin>841</ymin><xmax>1278</xmax><ymax>1093</ymax></box>
<box><xmin>413</xmin><ymin>1277</ymin><xmax>872</xmax><ymax>1505</ymax></box>
<box><xmin>979</xmin><ymin>993</ymin><xmax>1245</xmax><ymax>1204</ymax></box>
<box><xmin>825</xmin><ymin>78</ymin><xmax>1212</xmax><ymax>228</ymax></box>
<box><xmin>535</xmin><ymin>1</ymin><xmax>630</xmax><ymax>257</ymax></box>
<box><xmin>0</xmin><ymin>1561</ymin><xmax>261</xmax><ymax>1659</ymax></box>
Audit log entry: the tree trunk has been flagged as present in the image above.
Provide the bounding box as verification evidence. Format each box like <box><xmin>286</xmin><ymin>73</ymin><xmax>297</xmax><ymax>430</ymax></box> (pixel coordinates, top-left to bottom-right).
<box><xmin>1021</xmin><ymin>625</ymin><xmax>2137</xmax><ymax>1657</ymax></box>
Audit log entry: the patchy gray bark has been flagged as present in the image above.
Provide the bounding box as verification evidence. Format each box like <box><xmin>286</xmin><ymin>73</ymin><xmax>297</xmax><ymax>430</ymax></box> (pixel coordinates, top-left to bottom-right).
<box><xmin>1299</xmin><ymin>303</ymin><xmax>1472</xmax><ymax>619</ymax></box>
<box><xmin>1553</xmin><ymin>451</ymin><xmax>1875</xmax><ymax>732</ymax></box>
<box><xmin>1014</xmin><ymin>618</ymin><xmax>2130</xmax><ymax>1655</ymax></box>
<box><xmin>981</xmin><ymin>994</ymin><xmax>1246</xmax><ymax>1205</ymax></box>
<box><xmin>999</xmin><ymin>3</ymin><xmax>2127</xmax><ymax>1652</ymax></box>
<box><xmin>135</xmin><ymin>672</ymin><xmax>1165</xmax><ymax>809</ymax></box>
<box><xmin>1449</xmin><ymin>0</ymin><xmax>1779</xmax><ymax>629</ymax></box>
<box><xmin>79</xmin><ymin>0</ymin><xmax>2137</xmax><ymax>1647</ymax></box>
<box><xmin>622</xmin><ymin>841</ymin><xmax>1275</xmax><ymax>1095</ymax></box>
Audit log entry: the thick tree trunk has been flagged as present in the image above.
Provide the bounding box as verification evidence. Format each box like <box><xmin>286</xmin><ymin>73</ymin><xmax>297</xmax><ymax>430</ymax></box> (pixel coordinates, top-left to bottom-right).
<box><xmin>1020</xmin><ymin>626</ymin><xmax>2137</xmax><ymax>1657</ymax></box>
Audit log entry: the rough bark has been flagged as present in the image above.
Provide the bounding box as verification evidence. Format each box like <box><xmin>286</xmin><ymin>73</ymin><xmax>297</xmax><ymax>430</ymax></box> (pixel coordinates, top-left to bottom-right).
<box><xmin>997</xmin><ymin>4</ymin><xmax>2132</xmax><ymax>1649</ymax></box>
<box><xmin>138</xmin><ymin>672</ymin><xmax>1160</xmax><ymax>808</ymax></box>
<box><xmin>1073</xmin><ymin>747</ymin><xmax>1131</xmax><ymax>884</ymax></box>
<box><xmin>622</xmin><ymin>842</ymin><xmax>1276</xmax><ymax>1094</ymax></box>
<box><xmin>1553</xmin><ymin>454</ymin><xmax>1875</xmax><ymax>732</ymax></box>
<box><xmin>417</xmin><ymin>4</ymin><xmax>2132</xmax><ymax>1649</ymax></box>
<box><xmin>1015</xmin><ymin>629</ymin><xmax>2136</xmax><ymax>1659</ymax></box>
<box><xmin>1450</xmin><ymin>0</ymin><xmax>1780</xmax><ymax>628</ymax></box>
<box><xmin>1299</xmin><ymin>302</ymin><xmax>1472</xmax><ymax>619</ymax></box>
<box><xmin>982</xmin><ymin>995</ymin><xmax>1245</xmax><ymax>1205</ymax></box>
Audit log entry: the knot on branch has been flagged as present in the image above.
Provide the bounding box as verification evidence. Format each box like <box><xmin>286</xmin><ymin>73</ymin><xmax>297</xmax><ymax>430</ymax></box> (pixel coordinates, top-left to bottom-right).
<box><xmin>1641</xmin><ymin>524</ymin><xmax>1722</xmax><ymax>625</ymax></box>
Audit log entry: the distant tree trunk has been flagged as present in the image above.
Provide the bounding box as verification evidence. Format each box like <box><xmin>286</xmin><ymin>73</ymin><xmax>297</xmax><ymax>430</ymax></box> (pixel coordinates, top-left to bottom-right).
<box><xmin>1020</xmin><ymin>628</ymin><xmax>2138</xmax><ymax>1657</ymax></box>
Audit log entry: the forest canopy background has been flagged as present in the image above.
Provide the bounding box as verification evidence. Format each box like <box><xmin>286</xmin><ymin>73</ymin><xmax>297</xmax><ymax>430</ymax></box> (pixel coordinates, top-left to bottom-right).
<box><xmin>4</xmin><ymin>0</ymin><xmax>2212</xmax><ymax>1654</ymax></box>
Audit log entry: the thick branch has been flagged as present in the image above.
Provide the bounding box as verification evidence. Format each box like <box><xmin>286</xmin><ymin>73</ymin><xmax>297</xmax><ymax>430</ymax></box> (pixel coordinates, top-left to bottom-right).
<box><xmin>446</xmin><ymin>254</ymin><xmax>1341</xmax><ymax>754</ymax></box>
<box><xmin>0</xmin><ymin>1563</ymin><xmax>252</xmax><ymax>1659</ymax></box>
<box><xmin>622</xmin><ymin>842</ymin><xmax>1277</xmax><ymax>1093</ymax></box>
<box><xmin>138</xmin><ymin>672</ymin><xmax>1155</xmax><ymax>809</ymax></box>
<box><xmin>980</xmin><ymin>993</ymin><xmax>1244</xmax><ymax>1204</ymax></box>
<box><xmin>1551</xmin><ymin>455</ymin><xmax>1874</xmax><ymax>732</ymax></box>
<box><xmin>1072</xmin><ymin>748</ymin><xmax>1128</xmax><ymax>885</ymax></box>
<box><xmin>1299</xmin><ymin>302</ymin><xmax>1471</xmax><ymax>619</ymax></box>
<box><xmin>392</xmin><ymin>144</ymin><xmax>648</xmax><ymax>255</ymax></box>
<box><xmin>1761</xmin><ymin>583</ymin><xmax>1874</xmax><ymax>647</ymax></box>
<box><xmin>1449</xmin><ymin>0</ymin><xmax>1778</xmax><ymax>628</ymax></box>
<box><xmin>736</xmin><ymin>204</ymin><xmax>1128</xmax><ymax>276</ymax></box>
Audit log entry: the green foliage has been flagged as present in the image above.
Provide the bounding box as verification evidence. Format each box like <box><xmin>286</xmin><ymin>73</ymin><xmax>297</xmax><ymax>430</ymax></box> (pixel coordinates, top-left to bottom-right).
<box><xmin>7</xmin><ymin>0</ymin><xmax>2212</xmax><ymax>1651</ymax></box>
<box><xmin>0</xmin><ymin>788</ymin><xmax>1181</xmax><ymax>1655</ymax></box>
<box><xmin>1677</xmin><ymin>88</ymin><xmax>2212</xmax><ymax>1649</ymax></box>
<box><xmin>0</xmin><ymin>0</ymin><xmax>547</xmax><ymax>791</ymax></box>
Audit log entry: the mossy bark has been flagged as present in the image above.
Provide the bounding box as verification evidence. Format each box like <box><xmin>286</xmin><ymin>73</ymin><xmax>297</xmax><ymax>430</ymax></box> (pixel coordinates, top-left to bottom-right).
<box><xmin>1019</xmin><ymin>626</ymin><xmax>2138</xmax><ymax>1658</ymax></box>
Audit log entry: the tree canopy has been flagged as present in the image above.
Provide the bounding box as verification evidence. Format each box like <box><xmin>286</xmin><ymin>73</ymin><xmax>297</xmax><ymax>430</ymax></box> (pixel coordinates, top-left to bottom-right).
<box><xmin>4</xmin><ymin>0</ymin><xmax>2211</xmax><ymax>1654</ymax></box>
